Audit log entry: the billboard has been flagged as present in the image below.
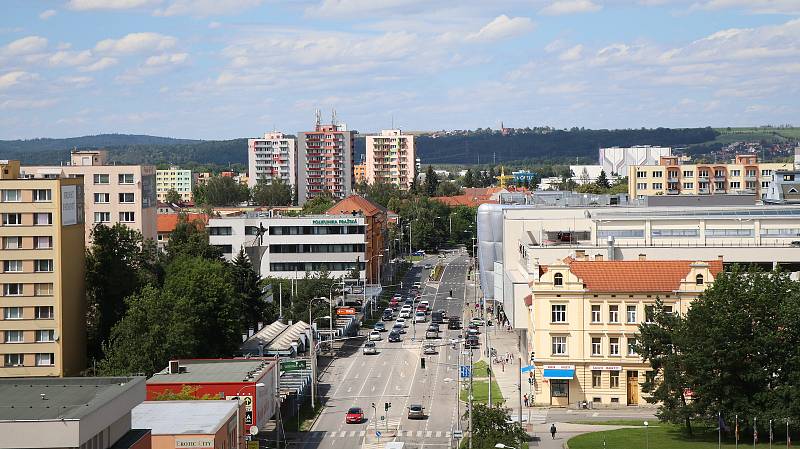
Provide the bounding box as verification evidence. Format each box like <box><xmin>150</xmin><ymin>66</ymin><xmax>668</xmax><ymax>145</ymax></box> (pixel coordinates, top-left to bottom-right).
<box><xmin>61</xmin><ymin>185</ymin><xmax>77</xmax><ymax>226</ymax></box>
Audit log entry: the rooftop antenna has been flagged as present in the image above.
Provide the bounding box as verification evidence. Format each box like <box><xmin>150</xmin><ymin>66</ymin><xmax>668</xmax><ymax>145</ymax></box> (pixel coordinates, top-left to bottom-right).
<box><xmin>315</xmin><ymin>109</ymin><xmax>321</xmax><ymax>127</ymax></box>
<box><xmin>331</xmin><ymin>108</ymin><xmax>337</xmax><ymax>127</ymax></box>
<box><xmin>391</xmin><ymin>114</ymin><xmax>394</xmax><ymax>130</ymax></box>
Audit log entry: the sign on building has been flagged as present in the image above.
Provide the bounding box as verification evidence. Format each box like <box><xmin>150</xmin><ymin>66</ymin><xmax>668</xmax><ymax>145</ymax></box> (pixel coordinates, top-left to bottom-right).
<box><xmin>175</xmin><ymin>438</ymin><xmax>214</xmax><ymax>448</ymax></box>
<box><xmin>61</xmin><ymin>185</ymin><xmax>77</xmax><ymax>226</ymax></box>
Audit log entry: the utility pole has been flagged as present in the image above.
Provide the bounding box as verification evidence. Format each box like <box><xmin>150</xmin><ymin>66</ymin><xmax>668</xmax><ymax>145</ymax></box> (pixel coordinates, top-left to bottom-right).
<box><xmin>468</xmin><ymin>348</ymin><xmax>474</xmax><ymax>449</ymax></box>
<box><xmin>518</xmin><ymin>355</ymin><xmax>523</xmax><ymax>448</ymax></box>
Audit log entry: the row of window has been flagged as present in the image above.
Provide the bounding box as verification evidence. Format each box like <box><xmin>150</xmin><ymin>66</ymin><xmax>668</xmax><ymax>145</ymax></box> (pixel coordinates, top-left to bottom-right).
<box><xmin>3</xmin><ymin>306</ymin><xmax>54</xmax><ymax>319</ymax></box>
<box><xmin>94</xmin><ymin>212</ymin><xmax>136</xmax><ymax>223</ymax></box>
<box><xmin>269</xmin><ymin>262</ymin><xmax>365</xmax><ymax>272</ymax></box>
<box><xmin>92</xmin><ymin>192</ymin><xmax>135</xmax><ymax>204</ymax></box>
<box><xmin>636</xmin><ymin>181</ymin><xmax>761</xmax><ymax>190</ymax></box>
<box><xmin>92</xmin><ymin>173</ymin><xmax>135</xmax><ymax>185</ymax></box>
<box><xmin>269</xmin><ymin>225</ymin><xmax>365</xmax><ymax>236</ymax></box>
<box><xmin>1</xmin><ymin>284</ymin><xmax>54</xmax><ymax>297</ymax></box>
<box><xmin>550</xmin><ymin>303</ymin><xmax>669</xmax><ymax>324</ymax></box>
<box><xmin>3</xmin><ymin>353</ymin><xmax>54</xmax><ymax>367</ymax></box>
<box><xmin>2</xmin><ymin>260</ymin><xmax>54</xmax><ymax>273</ymax></box>
<box><xmin>636</xmin><ymin>169</ymin><xmax>771</xmax><ymax>178</ymax></box>
<box><xmin>4</xmin><ymin>329</ymin><xmax>55</xmax><ymax>343</ymax></box>
<box><xmin>269</xmin><ymin>244</ymin><xmax>366</xmax><ymax>254</ymax></box>
<box><xmin>2</xmin><ymin>236</ymin><xmax>53</xmax><ymax>250</ymax></box>
<box><xmin>597</xmin><ymin>228</ymin><xmax>789</xmax><ymax>239</ymax></box>
<box><xmin>2</xmin><ymin>213</ymin><xmax>53</xmax><ymax>226</ymax></box>
<box><xmin>550</xmin><ymin>335</ymin><xmax>639</xmax><ymax>357</ymax></box>
<box><xmin>0</xmin><ymin>189</ymin><xmax>52</xmax><ymax>202</ymax></box>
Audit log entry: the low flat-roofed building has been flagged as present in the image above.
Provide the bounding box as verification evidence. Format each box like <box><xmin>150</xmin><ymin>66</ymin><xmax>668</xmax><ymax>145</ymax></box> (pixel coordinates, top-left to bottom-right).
<box><xmin>0</xmin><ymin>376</ymin><xmax>146</xmax><ymax>449</ymax></box>
<box><xmin>145</xmin><ymin>358</ymin><xmax>277</xmax><ymax>435</ymax></box>
<box><xmin>132</xmin><ymin>401</ymin><xmax>244</xmax><ymax>449</ymax></box>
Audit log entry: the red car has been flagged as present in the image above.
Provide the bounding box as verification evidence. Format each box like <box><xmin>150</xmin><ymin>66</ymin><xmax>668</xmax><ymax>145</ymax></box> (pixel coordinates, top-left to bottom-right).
<box><xmin>346</xmin><ymin>407</ymin><xmax>364</xmax><ymax>424</ymax></box>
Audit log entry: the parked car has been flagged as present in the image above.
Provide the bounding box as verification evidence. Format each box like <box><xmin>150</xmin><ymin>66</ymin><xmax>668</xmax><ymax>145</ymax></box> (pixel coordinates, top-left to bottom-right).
<box><xmin>388</xmin><ymin>331</ymin><xmax>402</xmax><ymax>342</ymax></box>
<box><xmin>369</xmin><ymin>331</ymin><xmax>382</xmax><ymax>341</ymax></box>
<box><xmin>407</xmin><ymin>404</ymin><xmax>425</xmax><ymax>419</ymax></box>
<box><xmin>363</xmin><ymin>341</ymin><xmax>377</xmax><ymax>355</ymax></box>
<box><xmin>346</xmin><ymin>407</ymin><xmax>365</xmax><ymax>423</ymax></box>
<box><xmin>374</xmin><ymin>322</ymin><xmax>386</xmax><ymax>332</ymax></box>
<box><xmin>423</xmin><ymin>344</ymin><xmax>437</xmax><ymax>355</ymax></box>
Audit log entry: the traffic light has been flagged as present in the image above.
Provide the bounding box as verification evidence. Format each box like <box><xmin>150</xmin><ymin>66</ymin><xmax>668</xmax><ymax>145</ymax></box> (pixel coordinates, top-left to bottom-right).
<box><xmin>530</xmin><ymin>351</ymin><xmax>536</xmax><ymax>362</ymax></box>
<box><xmin>420</xmin><ymin>358</ymin><xmax>426</xmax><ymax>369</ymax></box>
<box><xmin>385</xmin><ymin>402</ymin><xmax>391</xmax><ymax>411</ymax></box>
<box><xmin>528</xmin><ymin>377</ymin><xmax>534</xmax><ymax>385</ymax></box>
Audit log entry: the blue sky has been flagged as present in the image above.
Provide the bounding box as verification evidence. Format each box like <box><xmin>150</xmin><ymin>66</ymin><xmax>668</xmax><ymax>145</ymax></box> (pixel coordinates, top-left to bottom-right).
<box><xmin>1</xmin><ymin>0</ymin><xmax>798</xmax><ymax>139</ymax></box>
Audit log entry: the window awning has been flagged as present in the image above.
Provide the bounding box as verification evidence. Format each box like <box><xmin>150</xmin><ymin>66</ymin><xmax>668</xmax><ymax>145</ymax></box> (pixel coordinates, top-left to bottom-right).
<box><xmin>543</xmin><ymin>368</ymin><xmax>575</xmax><ymax>380</ymax></box>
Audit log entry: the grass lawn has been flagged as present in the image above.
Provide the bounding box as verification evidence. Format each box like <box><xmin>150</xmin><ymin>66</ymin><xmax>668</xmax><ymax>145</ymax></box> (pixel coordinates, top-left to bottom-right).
<box><xmin>284</xmin><ymin>402</ymin><xmax>323</xmax><ymax>432</ymax></box>
<box><xmin>405</xmin><ymin>255</ymin><xmax>424</xmax><ymax>262</ymax></box>
<box><xmin>459</xmin><ymin>379</ymin><xmax>504</xmax><ymax>405</ymax></box>
<box><xmin>568</xmin><ymin>419</ymin><xmax>648</xmax><ymax>426</ymax></box>
<box><xmin>568</xmin><ymin>423</ymin><xmax>788</xmax><ymax>449</ymax></box>
<box><xmin>472</xmin><ymin>360</ymin><xmax>490</xmax><ymax>377</ymax></box>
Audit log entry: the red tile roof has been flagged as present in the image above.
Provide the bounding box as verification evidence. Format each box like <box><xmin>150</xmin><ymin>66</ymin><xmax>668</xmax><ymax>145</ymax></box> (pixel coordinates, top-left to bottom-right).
<box><xmin>432</xmin><ymin>195</ymin><xmax>498</xmax><ymax>207</ymax></box>
<box><xmin>565</xmin><ymin>259</ymin><xmax>723</xmax><ymax>293</ymax></box>
<box><xmin>157</xmin><ymin>213</ymin><xmax>208</xmax><ymax>233</ymax></box>
<box><xmin>326</xmin><ymin>195</ymin><xmax>385</xmax><ymax>217</ymax></box>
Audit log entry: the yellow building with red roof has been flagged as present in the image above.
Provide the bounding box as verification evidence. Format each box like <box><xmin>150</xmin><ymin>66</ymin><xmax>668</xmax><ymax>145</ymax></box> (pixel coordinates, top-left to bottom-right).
<box><xmin>526</xmin><ymin>254</ymin><xmax>723</xmax><ymax>407</ymax></box>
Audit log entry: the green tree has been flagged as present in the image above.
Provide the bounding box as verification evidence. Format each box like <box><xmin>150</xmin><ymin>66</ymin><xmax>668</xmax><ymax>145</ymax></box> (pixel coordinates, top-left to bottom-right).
<box><xmin>251</xmin><ymin>178</ymin><xmax>293</xmax><ymax>206</ymax></box>
<box><xmin>199</xmin><ymin>176</ymin><xmax>249</xmax><ymax>206</ymax></box>
<box><xmin>466</xmin><ymin>403</ymin><xmax>528</xmax><ymax>449</ymax></box>
<box><xmin>153</xmin><ymin>385</ymin><xmax>217</xmax><ymax>400</ymax></box>
<box><xmin>425</xmin><ymin>166</ymin><xmax>439</xmax><ymax>197</ymax></box>
<box><xmin>595</xmin><ymin>169</ymin><xmax>611</xmax><ymax>189</ymax></box>
<box><xmin>231</xmin><ymin>248</ymin><xmax>272</xmax><ymax>331</ymax></box>
<box><xmin>434</xmin><ymin>180</ymin><xmax>461</xmax><ymax>197</ymax></box>
<box><xmin>362</xmin><ymin>180</ymin><xmax>404</xmax><ymax>208</ymax></box>
<box><xmin>463</xmin><ymin>169</ymin><xmax>475</xmax><ymax>188</ymax></box>
<box><xmin>608</xmin><ymin>176</ymin><xmax>629</xmax><ymax>194</ymax></box>
<box><xmin>349</xmin><ymin>257</ymin><xmax>362</xmax><ymax>279</ymax></box>
<box><xmin>85</xmin><ymin>224</ymin><xmax>158</xmax><ymax>362</ymax></box>
<box><xmin>302</xmin><ymin>192</ymin><xmax>336</xmax><ymax>215</ymax></box>
<box><xmin>163</xmin><ymin>214</ymin><xmax>222</xmax><ymax>262</ymax></box>
<box><xmin>165</xmin><ymin>189</ymin><xmax>182</xmax><ymax>204</ymax></box>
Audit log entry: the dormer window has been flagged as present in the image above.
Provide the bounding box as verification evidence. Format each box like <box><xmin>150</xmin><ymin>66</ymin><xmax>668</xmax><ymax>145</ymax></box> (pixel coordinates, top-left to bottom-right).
<box><xmin>554</xmin><ymin>273</ymin><xmax>563</xmax><ymax>286</ymax></box>
<box><xmin>696</xmin><ymin>274</ymin><xmax>704</xmax><ymax>285</ymax></box>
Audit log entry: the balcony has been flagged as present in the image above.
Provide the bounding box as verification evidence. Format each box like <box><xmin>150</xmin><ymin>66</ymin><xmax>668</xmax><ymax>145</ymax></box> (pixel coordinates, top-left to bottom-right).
<box><xmin>666</xmin><ymin>189</ymin><xmax>680</xmax><ymax>195</ymax></box>
<box><xmin>667</xmin><ymin>177</ymin><xmax>679</xmax><ymax>183</ymax></box>
<box><xmin>699</xmin><ymin>188</ymin><xmax>710</xmax><ymax>194</ymax></box>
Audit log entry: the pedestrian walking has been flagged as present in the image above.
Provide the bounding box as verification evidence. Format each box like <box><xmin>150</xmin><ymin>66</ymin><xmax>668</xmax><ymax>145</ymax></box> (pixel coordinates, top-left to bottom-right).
<box><xmin>501</xmin><ymin>360</ymin><xmax>505</xmax><ymax>372</ymax></box>
<box><xmin>523</xmin><ymin>394</ymin><xmax>529</xmax><ymax>407</ymax></box>
<box><xmin>550</xmin><ymin>423</ymin><xmax>557</xmax><ymax>440</ymax></box>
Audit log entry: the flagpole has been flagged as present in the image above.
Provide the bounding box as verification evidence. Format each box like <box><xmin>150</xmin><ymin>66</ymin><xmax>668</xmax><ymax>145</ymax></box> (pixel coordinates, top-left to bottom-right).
<box><xmin>787</xmin><ymin>418</ymin><xmax>790</xmax><ymax>449</ymax></box>
<box><xmin>719</xmin><ymin>411</ymin><xmax>722</xmax><ymax>449</ymax></box>
<box><xmin>755</xmin><ymin>417</ymin><xmax>758</xmax><ymax>449</ymax></box>
<box><xmin>771</xmin><ymin>419</ymin><xmax>774</xmax><ymax>449</ymax></box>
<box><xmin>736</xmin><ymin>414</ymin><xmax>739</xmax><ymax>449</ymax></box>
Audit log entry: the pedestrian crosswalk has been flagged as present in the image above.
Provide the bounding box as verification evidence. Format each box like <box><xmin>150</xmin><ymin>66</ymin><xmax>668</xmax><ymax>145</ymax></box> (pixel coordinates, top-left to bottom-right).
<box><xmin>323</xmin><ymin>430</ymin><xmax>454</xmax><ymax>438</ymax></box>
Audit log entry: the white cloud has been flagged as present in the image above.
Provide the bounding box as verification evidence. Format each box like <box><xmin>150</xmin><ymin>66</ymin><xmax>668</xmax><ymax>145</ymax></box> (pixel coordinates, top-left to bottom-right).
<box><xmin>536</xmin><ymin>82</ymin><xmax>587</xmax><ymax>94</ymax></box>
<box><xmin>0</xmin><ymin>71</ymin><xmax>37</xmax><ymax>90</ymax></box>
<box><xmin>540</xmin><ymin>0</ymin><xmax>602</xmax><ymax>15</ymax></box>
<box><xmin>208</xmin><ymin>22</ymin><xmax>222</xmax><ymax>29</ymax></box>
<box><xmin>154</xmin><ymin>0</ymin><xmax>263</xmax><ymax>16</ymax></box>
<box><xmin>39</xmin><ymin>9</ymin><xmax>57</xmax><ymax>20</ymax></box>
<box><xmin>67</xmin><ymin>0</ymin><xmax>161</xmax><ymax>10</ymax></box>
<box><xmin>48</xmin><ymin>50</ymin><xmax>93</xmax><ymax>67</ymax></box>
<box><xmin>58</xmin><ymin>76</ymin><xmax>94</xmax><ymax>87</ymax></box>
<box><xmin>79</xmin><ymin>57</ymin><xmax>119</xmax><ymax>72</ymax></box>
<box><xmin>307</xmin><ymin>0</ymin><xmax>429</xmax><ymax>17</ymax></box>
<box><xmin>144</xmin><ymin>52</ymin><xmax>188</xmax><ymax>67</ymax></box>
<box><xmin>95</xmin><ymin>32</ymin><xmax>176</xmax><ymax>54</ymax></box>
<box><xmin>3</xmin><ymin>36</ymin><xmax>48</xmax><ymax>56</ymax></box>
<box><xmin>559</xmin><ymin>44</ymin><xmax>584</xmax><ymax>61</ymax></box>
<box><xmin>0</xmin><ymin>98</ymin><xmax>59</xmax><ymax>109</ymax></box>
<box><xmin>466</xmin><ymin>15</ymin><xmax>534</xmax><ymax>42</ymax></box>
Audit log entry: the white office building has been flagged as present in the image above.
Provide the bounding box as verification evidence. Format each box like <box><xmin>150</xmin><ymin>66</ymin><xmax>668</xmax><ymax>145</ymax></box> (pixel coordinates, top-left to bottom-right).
<box><xmin>247</xmin><ymin>132</ymin><xmax>297</xmax><ymax>189</ymax></box>
<box><xmin>208</xmin><ymin>213</ymin><xmax>367</xmax><ymax>279</ymax></box>
<box><xmin>599</xmin><ymin>145</ymin><xmax>672</xmax><ymax>176</ymax></box>
<box><xmin>477</xmin><ymin>203</ymin><xmax>800</xmax><ymax>331</ymax></box>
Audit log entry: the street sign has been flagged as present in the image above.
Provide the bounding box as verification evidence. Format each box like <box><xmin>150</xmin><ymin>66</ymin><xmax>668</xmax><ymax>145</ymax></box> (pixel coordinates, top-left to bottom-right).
<box><xmin>376</xmin><ymin>431</ymin><xmax>382</xmax><ymax>438</ymax></box>
<box><xmin>520</xmin><ymin>364</ymin><xmax>534</xmax><ymax>373</ymax></box>
<box><xmin>336</xmin><ymin>307</ymin><xmax>356</xmax><ymax>315</ymax></box>
<box><xmin>460</xmin><ymin>365</ymin><xmax>471</xmax><ymax>378</ymax></box>
<box><xmin>280</xmin><ymin>360</ymin><xmax>307</xmax><ymax>372</ymax></box>
<box><xmin>453</xmin><ymin>430</ymin><xmax>463</xmax><ymax>439</ymax></box>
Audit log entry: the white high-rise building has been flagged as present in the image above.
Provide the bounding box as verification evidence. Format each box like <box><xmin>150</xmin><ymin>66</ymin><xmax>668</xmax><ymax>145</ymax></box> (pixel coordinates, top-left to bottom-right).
<box><xmin>247</xmin><ymin>132</ymin><xmax>297</xmax><ymax>189</ymax></box>
<box><xmin>599</xmin><ymin>146</ymin><xmax>671</xmax><ymax>176</ymax></box>
<box><xmin>365</xmin><ymin>130</ymin><xmax>416</xmax><ymax>189</ymax></box>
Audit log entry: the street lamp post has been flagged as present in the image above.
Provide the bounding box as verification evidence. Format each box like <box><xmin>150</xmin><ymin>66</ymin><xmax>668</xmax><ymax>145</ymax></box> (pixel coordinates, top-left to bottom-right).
<box><xmin>644</xmin><ymin>421</ymin><xmax>650</xmax><ymax>449</ymax></box>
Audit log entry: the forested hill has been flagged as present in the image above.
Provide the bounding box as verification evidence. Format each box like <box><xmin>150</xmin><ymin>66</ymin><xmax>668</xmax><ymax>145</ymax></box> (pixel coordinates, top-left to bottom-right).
<box><xmin>1</xmin><ymin>127</ymin><xmax>718</xmax><ymax>167</ymax></box>
<box><xmin>415</xmin><ymin>127</ymin><xmax>718</xmax><ymax>164</ymax></box>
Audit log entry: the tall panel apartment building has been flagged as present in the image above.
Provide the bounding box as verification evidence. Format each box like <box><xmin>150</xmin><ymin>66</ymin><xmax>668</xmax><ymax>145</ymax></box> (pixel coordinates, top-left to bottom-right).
<box><xmin>0</xmin><ymin>160</ymin><xmax>86</xmax><ymax>377</ymax></box>
<box><xmin>156</xmin><ymin>167</ymin><xmax>193</xmax><ymax>203</ymax></box>
<box><xmin>365</xmin><ymin>130</ymin><xmax>416</xmax><ymax>189</ymax></box>
<box><xmin>25</xmin><ymin>150</ymin><xmax>157</xmax><ymax>244</ymax></box>
<box><xmin>297</xmin><ymin>120</ymin><xmax>355</xmax><ymax>205</ymax></box>
<box><xmin>247</xmin><ymin>132</ymin><xmax>297</xmax><ymax>190</ymax></box>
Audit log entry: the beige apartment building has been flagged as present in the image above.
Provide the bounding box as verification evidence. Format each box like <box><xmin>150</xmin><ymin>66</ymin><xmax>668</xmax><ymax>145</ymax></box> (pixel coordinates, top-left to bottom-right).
<box><xmin>628</xmin><ymin>154</ymin><xmax>792</xmax><ymax>199</ymax></box>
<box><xmin>365</xmin><ymin>129</ymin><xmax>416</xmax><ymax>189</ymax></box>
<box><xmin>0</xmin><ymin>160</ymin><xmax>86</xmax><ymax>377</ymax></box>
<box><xmin>156</xmin><ymin>167</ymin><xmax>193</xmax><ymax>203</ymax></box>
<box><xmin>525</xmin><ymin>255</ymin><xmax>722</xmax><ymax>407</ymax></box>
<box><xmin>25</xmin><ymin>150</ymin><xmax>157</xmax><ymax>244</ymax></box>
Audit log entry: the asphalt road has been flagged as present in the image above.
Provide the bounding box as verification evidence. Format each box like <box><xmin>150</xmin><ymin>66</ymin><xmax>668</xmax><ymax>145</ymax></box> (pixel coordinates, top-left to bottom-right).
<box><xmin>298</xmin><ymin>251</ymin><xmax>474</xmax><ymax>449</ymax></box>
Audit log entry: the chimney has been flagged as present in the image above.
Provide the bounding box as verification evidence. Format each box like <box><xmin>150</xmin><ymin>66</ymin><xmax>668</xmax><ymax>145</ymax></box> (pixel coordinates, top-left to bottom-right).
<box><xmin>607</xmin><ymin>236</ymin><xmax>615</xmax><ymax>261</ymax></box>
<box><xmin>594</xmin><ymin>254</ymin><xmax>603</xmax><ymax>261</ymax></box>
<box><xmin>638</xmin><ymin>254</ymin><xmax>646</xmax><ymax>261</ymax></box>
<box><xmin>718</xmin><ymin>255</ymin><xmax>724</xmax><ymax>261</ymax></box>
<box><xmin>575</xmin><ymin>249</ymin><xmax>586</xmax><ymax>260</ymax></box>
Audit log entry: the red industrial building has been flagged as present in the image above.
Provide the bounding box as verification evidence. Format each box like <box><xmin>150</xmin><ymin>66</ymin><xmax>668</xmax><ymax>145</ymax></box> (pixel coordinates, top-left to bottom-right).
<box><xmin>145</xmin><ymin>358</ymin><xmax>278</xmax><ymax>435</ymax></box>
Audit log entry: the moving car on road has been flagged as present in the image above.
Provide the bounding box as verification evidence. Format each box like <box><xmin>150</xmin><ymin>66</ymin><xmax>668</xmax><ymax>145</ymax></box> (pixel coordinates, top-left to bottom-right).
<box><xmin>346</xmin><ymin>407</ymin><xmax>365</xmax><ymax>423</ymax></box>
<box><xmin>415</xmin><ymin>311</ymin><xmax>427</xmax><ymax>323</ymax></box>
<box><xmin>431</xmin><ymin>310</ymin><xmax>444</xmax><ymax>324</ymax></box>
<box><xmin>425</xmin><ymin>326</ymin><xmax>439</xmax><ymax>339</ymax></box>
<box><xmin>407</xmin><ymin>404</ymin><xmax>425</xmax><ymax>419</ymax></box>
<box><xmin>369</xmin><ymin>331</ymin><xmax>382</xmax><ymax>341</ymax></box>
<box><xmin>388</xmin><ymin>331</ymin><xmax>402</xmax><ymax>342</ymax></box>
<box><xmin>465</xmin><ymin>335</ymin><xmax>480</xmax><ymax>349</ymax></box>
<box><xmin>396</xmin><ymin>317</ymin><xmax>408</xmax><ymax>328</ymax></box>
<box><xmin>471</xmin><ymin>318</ymin><xmax>485</xmax><ymax>327</ymax></box>
<box><xmin>374</xmin><ymin>322</ymin><xmax>386</xmax><ymax>332</ymax></box>
<box><xmin>392</xmin><ymin>323</ymin><xmax>405</xmax><ymax>334</ymax></box>
<box><xmin>363</xmin><ymin>341</ymin><xmax>377</xmax><ymax>355</ymax></box>
<box><xmin>448</xmin><ymin>317</ymin><xmax>462</xmax><ymax>330</ymax></box>
<box><xmin>423</xmin><ymin>344</ymin><xmax>437</xmax><ymax>355</ymax></box>
<box><xmin>424</xmin><ymin>263</ymin><xmax>432</xmax><ymax>269</ymax></box>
